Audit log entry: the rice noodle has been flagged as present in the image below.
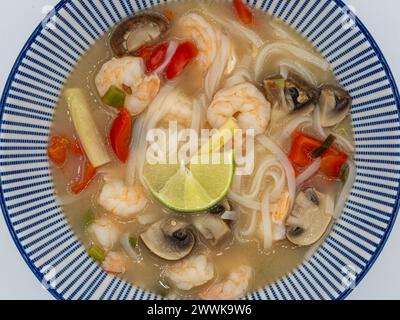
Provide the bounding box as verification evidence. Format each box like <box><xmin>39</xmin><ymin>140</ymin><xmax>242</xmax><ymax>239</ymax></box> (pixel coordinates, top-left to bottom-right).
<box><xmin>261</xmin><ymin>191</ymin><xmax>273</xmax><ymax>250</ymax></box>
<box><xmin>205</xmin><ymin>32</ymin><xmax>232</xmax><ymax>99</ymax></box>
<box><xmin>312</xmin><ymin>105</ymin><xmax>327</xmax><ymax>139</ymax></box>
<box><xmin>279</xmin><ymin>59</ymin><xmax>318</xmax><ymax>85</ymax></box>
<box><xmin>228</xmin><ymin>191</ymin><xmax>261</xmax><ymax>211</ymax></box>
<box><xmin>313</xmin><ymin>106</ymin><xmax>355</xmax><ymax>153</ymax></box>
<box><xmin>120</xmin><ymin>233</ymin><xmax>140</xmax><ymax>262</ymax></box>
<box><xmin>241</xmin><ymin>210</ymin><xmax>259</xmax><ymax>237</ymax></box>
<box><xmin>191</xmin><ymin>94</ymin><xmax>206</xmax><ymax>133</ymax></box>
<box><xmin>256</xmin><ymin>135</ymin><xmax>296</xmax><ymax>211</ymax></box>
<box><xmin>126</xmin><ymin>112</ymin><xmax>147</xmax><ymax>186</ymax></box>
<box><xmin>224</xmin><ymin>56</ymin><xmax>254</xmax><ymax>87</ymax></box>
<box><xmin>295</xmin><ymin>157</ymin><xmax>321</xmax><ymax>187</ymax></box>
<box><xmin>245</xmin><ymin>157</ymin><xmax>285</xmax><ymax>201</ymax></box>
<box><xmin>155</xmin><ymin>41</ymin><xmax>178</xmax><ymax>74</ymax></box>
<box><xmin>254</xmin><ymin>42</ymin><xmax>331</xmax><ymax>80</ymax></box>
<box><xmin>201</xmin><ymin>8</ymin><xmax>264</xmax><ymax>48</ymax></box>
<box><xmin>332</xmin><ymin>133</ymin><xmax>355</xmax><ymax>154</ymax></box>
<box><xmin>334</xmin><ymin>160</ymin><xmax>356</xmax><ymax>218</ymax></box>
<box><xmin>270</xmin><ymin>19</ymin><xmax>304</xmax><ymax>46</ymax></box>
<box><xmin>266</xmin><ymin>171</ymin><xmax>286</xmax><ymax>202</ymax></box>
<box><xmin>282</xmin><ymin>116</ymin><xmax>313</xmax><ymax>141</ymax></box>
<box><xmin>231</xmin><ymin>173</ymin><xmax>243</xmax><ymax>193</ymax></box>
<box><xmin>135</xmin><ymin>84</ymin><xmax>179</xmax><ymax>186</ymax></box>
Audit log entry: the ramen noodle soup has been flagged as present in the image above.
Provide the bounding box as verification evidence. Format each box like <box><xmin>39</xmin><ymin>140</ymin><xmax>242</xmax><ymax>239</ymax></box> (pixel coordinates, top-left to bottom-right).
<box><xmin>49</xmin><ymin>1</ymin><xmax>354</xmax><ymax>300</ymax></box>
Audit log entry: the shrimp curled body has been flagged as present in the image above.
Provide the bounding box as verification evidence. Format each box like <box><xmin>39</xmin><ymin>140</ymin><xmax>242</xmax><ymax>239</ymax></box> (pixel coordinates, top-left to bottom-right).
<box><xmin>207</xmin><ymin>82</ymin><xmax>271</xmax><ymax>135</ymax></box>
<box><xmin>98</xmin><ymin>178</ymin><xmax>148</xmax><ymax>219</ymax></box>
<box><xmin>164</xmin><ymin>254</ymin><xmax>215</xmax><ymax>291</ymax></box>
<box><xmin>95</xmin><ymin>57</ymin><xmax>160</xmax><ymax>115</ymax></box>
<box><xmin>200</xmin><ymin>265</ymin><xmax>253</xmax><ymax>300</ymax></box>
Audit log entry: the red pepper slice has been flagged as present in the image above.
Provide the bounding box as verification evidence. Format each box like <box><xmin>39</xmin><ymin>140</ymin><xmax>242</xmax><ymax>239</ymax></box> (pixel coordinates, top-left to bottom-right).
<box><xmin>289</xmin><ymin>131</ymin><xmax>348</xmax><ymax>179</ymax></box>
<box><xmin>70</xmin><ymin>160</ymin><xmax>97</xmax><ymax>194</ymax></box>
<box><xmin>69</xmin><ymin>138</ymin><xmax>84</xmax><ymax>156</ymax></box>
<box><xmin>146</xmin><ymin>42</ymin><xmax>168</xmax><ymax>73</ymax></box>
<box><xmin>164</xmin><ymin>41</ymin><xmax>198</xmax><ymax>80</ymax></box>
<box><xmin>48</xmin><ymin>135</ymin><xmax>70</xmax><ymax>167</ymax></box>
<box><xmin>233</xmin><ymin>0</ymin><xmax>254</xmax><ymax>26</ymax></box>
<box><xmin>134</xmin><ymin>44</ymin><xmax>155</xmax><ymax>62</ymax></box>
<box><xmin>109</xmin><ymin>108</ymin><xmax>133</xmax><ymax>163</ymax></box>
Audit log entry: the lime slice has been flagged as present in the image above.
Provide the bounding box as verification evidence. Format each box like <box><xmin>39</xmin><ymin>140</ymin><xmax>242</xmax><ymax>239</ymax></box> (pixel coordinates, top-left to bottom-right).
<box><xmin>143</xmin><ymin>162</ymin><xmax>179</xmax><ymax>193</ymax></box>
<box><xmin>146</xmin><ymin>151</ymin><xmax>234</xmax><ymax>212</ymax></box>
<box><xmin>143</xmin><ymin>118</ymin><xmax>237</xmax><ymax>212</ymax></box>
<box><xmin>189</xmin><ymin>152</ymin><xmax>234</xmax><ymax>200</ymax></box>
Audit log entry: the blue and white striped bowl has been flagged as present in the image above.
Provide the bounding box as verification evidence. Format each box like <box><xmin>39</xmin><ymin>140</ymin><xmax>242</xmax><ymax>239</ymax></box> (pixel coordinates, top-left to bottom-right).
<box><xmin>1</xmin><ymin>0</ymin><xmax>399</xmax><ymax>300</ymax></box>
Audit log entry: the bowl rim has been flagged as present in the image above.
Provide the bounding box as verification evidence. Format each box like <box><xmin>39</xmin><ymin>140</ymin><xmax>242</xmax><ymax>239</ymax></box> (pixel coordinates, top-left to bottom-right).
<box><xmin>0</xmin><ymin>0</ymin><xmax>399</xmax><ymax>300</ymax></box>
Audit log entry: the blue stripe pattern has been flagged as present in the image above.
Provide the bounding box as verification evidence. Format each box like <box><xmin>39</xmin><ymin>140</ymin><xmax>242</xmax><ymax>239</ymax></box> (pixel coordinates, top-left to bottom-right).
<box><xmin>0</xmin><ymin>0</ymin><xmax>399</xmax><ymax>300</ymax></box>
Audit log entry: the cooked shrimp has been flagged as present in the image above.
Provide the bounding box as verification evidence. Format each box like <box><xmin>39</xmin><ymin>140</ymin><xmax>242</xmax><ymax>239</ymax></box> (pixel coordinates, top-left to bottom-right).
<box><xmin>164</xmin><ymin>254</ymin><xmax>215</xmax><ymax>291</ymax></box>
<box><xmin>161</xmin><ymin>92</ymin><xmax>194</xmax><ymax>128</ymax></box>
<box><xmin>98</xmin><ymin>178</ymin><xmax>148</xmax><ymax>219</ymax></box>
<box><xmin>179</xmin><ymin>13</ymin><xmax>217</xmax><ymax>69</ymax></box>
<box><xmin>102</xmin><ymin>251</ymin><xmax>128</xmax><ymax>274</ymax></box>
<box><xmin>88</xmin><ymin>217</ymin><xmax>121</xmax><ymax>251</ymax></box>
<box><xmin>200</xmin><ymin>265</ymin><xmax>253</xmax><ymax>300</ymax></box>
<box><xmin>207</xmin><ymin>82</ymin><xmax>271</xmax><ymax>135</ymax></box>
<box><xmin>95</xmin><ymin>57</ymin><xmax>160</xmax><ymax>115</ymax></box>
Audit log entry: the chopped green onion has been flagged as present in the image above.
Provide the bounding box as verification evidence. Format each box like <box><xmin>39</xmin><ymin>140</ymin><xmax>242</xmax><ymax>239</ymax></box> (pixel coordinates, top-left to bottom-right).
<box><xmin>274</xmin><ymin>79</ymin><xmax>286</xmax><ymax>89</ymax></box>
<box><xmin>82</xmin><ymin>209</ymin><xmax>95</xmax><ymax>227</ymax></box>
<box><xmin>88</xmin><ymin>244</ymin><xmax>106</xmax><ymax>262</ymax></box>
<box><xmin>339</xmin><ymin>164</ymin><xmax>349</xmax><ymax>184</ymax></box>
<box><xmin>129</xmin><ymin>237</ymin><xmax>137</xmax><ymax>248</ymax></box>
<box><xmin>312</xmin><ymin>134</ymin><xmax>336</xmax><ymax>158</ymax></box>
<box><xmin>102</xmin><ymin>85</ymin><xmax>126</xmax><ymax>108</ymax></box>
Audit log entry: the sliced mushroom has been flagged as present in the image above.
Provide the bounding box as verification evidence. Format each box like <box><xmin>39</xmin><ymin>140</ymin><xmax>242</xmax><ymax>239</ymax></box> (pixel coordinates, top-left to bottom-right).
<box><xmin>319</xmin><ymin>85</ymin><xmax>351</xmax><ymax>127</ymax></box>
<box><xmin>264</xmin><ymin>73</ymin><xmax>319</xmax><ymax>115</ymax></box>
<box><xmin>286</xmin><ymin>188</ymin><xmax>331</xmax><ymax>246</ymax></box>
<box><xmin>140</xmin><ymin>218</ymin><xmax>195</xmax><ymax>261</ymax></box>
<box><xmin>110</xmin><ymin>13</ymin><xmax>170</xmax><ymax>57</ymax></box>
<box><xmin>193</xmin><ymin>214</ymin><xmax>231</xmax><ymax>246</ymax></box>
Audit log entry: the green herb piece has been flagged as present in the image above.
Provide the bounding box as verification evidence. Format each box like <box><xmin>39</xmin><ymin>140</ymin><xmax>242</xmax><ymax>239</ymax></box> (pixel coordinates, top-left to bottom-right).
<box><xmin>339</xmin><ymin>164</ymin><xmax>349</xmax><ymax>184</ymax></box>
<box><xmin>88</xmin><ymin>244</ymin><xmax>106</xmax><ymax>262</ymax></box>
<box><xmin>274</xmin><ymin>79</ymin><xmax>286</xmax><ymax>89</ymax></box>
<box><xmin>102</xmin><ymin>85</ymin><xmax>126</xmax><ymax>108</ymax></box>
<box><xmin>312</xmin><ymin>134</ymin><xmax>336</xmax><ymax>158</ymax></box>
<box><xmin>129</xmin><ymin>237</ymin><xmax>137</xmax><ymax>249</ymax></box>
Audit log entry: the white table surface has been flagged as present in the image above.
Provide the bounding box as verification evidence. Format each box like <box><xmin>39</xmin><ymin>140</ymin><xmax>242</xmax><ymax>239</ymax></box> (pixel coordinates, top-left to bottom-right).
<box><xmin>0</xmin><ymin>0</ymin><xmax>399</xmax><ymax>300</ymax></box>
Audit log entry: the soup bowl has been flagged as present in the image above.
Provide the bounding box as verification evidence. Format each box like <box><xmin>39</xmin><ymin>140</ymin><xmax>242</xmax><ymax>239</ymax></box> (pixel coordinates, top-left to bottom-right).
<box><xmin>1</xmin><ymin>0</ymin><xmax>399</xmax><ymax>300</ymax></box>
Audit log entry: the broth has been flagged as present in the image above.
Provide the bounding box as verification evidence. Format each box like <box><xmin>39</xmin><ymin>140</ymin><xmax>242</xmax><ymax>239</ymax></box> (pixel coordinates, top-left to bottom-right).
<box><xmin>50</xmin><ymin>1</ymin><xmax>353</xmax><ymax>299</ymax></box>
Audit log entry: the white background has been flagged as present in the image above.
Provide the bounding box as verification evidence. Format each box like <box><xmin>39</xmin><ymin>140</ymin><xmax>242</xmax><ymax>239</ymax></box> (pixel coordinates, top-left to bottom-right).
<box><xmin>0</xmin><ymin>0</ymin><xmax>399</xmax><ymax>300</ymax></box>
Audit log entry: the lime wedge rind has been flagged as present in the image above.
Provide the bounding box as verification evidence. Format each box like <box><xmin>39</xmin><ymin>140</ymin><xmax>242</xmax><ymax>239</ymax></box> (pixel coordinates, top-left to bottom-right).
<box><xmin>143</xmin><ymin>117</ymin><xmax>238</xmax><ymax>213</ymax></box>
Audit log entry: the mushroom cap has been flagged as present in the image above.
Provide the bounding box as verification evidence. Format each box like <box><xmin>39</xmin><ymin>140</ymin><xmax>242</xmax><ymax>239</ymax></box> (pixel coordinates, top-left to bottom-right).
<box><xmin>286</xmin><ymin>189</ymin><xmax>332</xmax><ymax>246</ymax></box>
<box><xmin>319</xmin><ymin>85</ymin><xmax>352</xmax><ymax>127</ymax></box>
<box><xmin>192</xmin><ymin>214</ymin><xmax>231</xmax><ymax>246</ymax></box>
<box><xmin>110</xmin><ymin>13</ymin><xmax>170</xmax><ymax>57</ymax></box>
<box><xmin>140</xmin><ymin>218</ymin><xmax>195</xmax><ymax>261</ymax></box>
<box><xmin>264</xmin><ymin>73</ymin><xmax>319</xmax><ymax>116</ymax></box>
